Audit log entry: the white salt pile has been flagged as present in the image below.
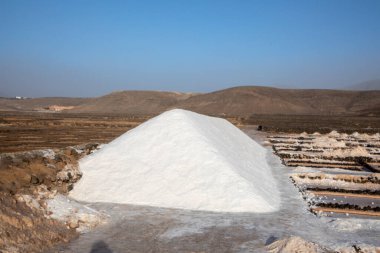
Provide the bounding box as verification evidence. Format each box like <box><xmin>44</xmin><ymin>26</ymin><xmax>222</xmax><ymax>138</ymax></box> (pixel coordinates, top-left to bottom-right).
<box><xmin>70</xmin><ymin>109</ymin><xmax>280</xmax><ymax>213</ymax></box>
<box><xmin>323</xmin><ymin>146</ymin><xmax>370</xmax><ymax>158</ymax></box>
<box><xmin>327</xmin><ymin>130</ymin><xmax>340</xmax><ymax>138</ymax></box>
<box><xmin>312</xmin><ymin>136</ymin><xmax>346</xmax><ymax>148</ymax></box>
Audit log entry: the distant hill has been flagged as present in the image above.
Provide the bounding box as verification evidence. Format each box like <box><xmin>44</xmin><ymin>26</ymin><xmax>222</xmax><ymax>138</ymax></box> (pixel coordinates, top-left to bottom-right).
<box><xmin>346</xmin><ymin>80</ymin><xmax>380</xmax><ymax>91</ymax></box>
<box><xmin>70</xmin><ymin>91</ymin><xmax>195</xmax><ymax>115</ymax></box>
<box><xmin>0</xmin><ymin>86</ymin><xmax>379</xmax><ymax>116</ymax></box>
<box><xmin>176</xmin><ymin>86</ymin><xmax>380</xmax><ymax>116</ymax></box>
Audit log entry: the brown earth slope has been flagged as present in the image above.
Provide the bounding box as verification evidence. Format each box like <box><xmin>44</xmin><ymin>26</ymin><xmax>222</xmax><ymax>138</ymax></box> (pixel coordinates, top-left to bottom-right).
<box><xmin>1</xmin><ymin>86</ymin><xmax>379</xmax><ymax>116</ymax></box>
<box><xmin>70</xmin><ymin>90</ymin><xmax>194</xmax><ymax>115</ymax></box>
<box><xmin>177</xmin><ymin>86</ymin><xmax>380</xmax><ymax>116</ymax></box>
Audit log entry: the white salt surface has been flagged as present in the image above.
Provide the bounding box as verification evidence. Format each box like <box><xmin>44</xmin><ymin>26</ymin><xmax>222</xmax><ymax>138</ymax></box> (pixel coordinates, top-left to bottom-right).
<box><xmin>70</xmin><ymin>109</ymin><xmax>280</xmax><ymax>213</ymax></box>
<box><xmin>47</xmin><ymin>194</ymin><xmax>104</xmax><ymax>233</ymax></box>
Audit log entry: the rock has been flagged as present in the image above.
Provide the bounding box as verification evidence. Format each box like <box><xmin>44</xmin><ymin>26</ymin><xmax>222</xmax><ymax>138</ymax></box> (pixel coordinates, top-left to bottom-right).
<box><xmin>64</xmin><ymin>149</ymin><xmax>72</xmax><ymax>156</ymax></box>
<box><xmin>22</xmin><ymin>216</ymin><xmax>33</xmax><ymax>227</ymax></box>
<box><xmin>0</xmin><ymin>212</ymin><xmax>21</xmax><ymax>229</ymax></box>
<box><xmin>67</xmin><ymin>218</ymin><xmax>79</xmax><ymax>229</ymax></box>
<box><xmin>67</xmin><ymin>184</ymin><xmax>74</xmax><ymax>192</ymax></box>
<box><xmin>18</xmin><ymin>195</ymin><xmax>41</xmax><ymax>210</ymax></box>
<box><xmin>30</xmin><ymin>175</ymin><xmax>39</xmax><ymax>185</ymax></box>
<box><xmin>56</xmin><ymin>164</ymin><xmax>82</xmax><ymax>185</ymax></box>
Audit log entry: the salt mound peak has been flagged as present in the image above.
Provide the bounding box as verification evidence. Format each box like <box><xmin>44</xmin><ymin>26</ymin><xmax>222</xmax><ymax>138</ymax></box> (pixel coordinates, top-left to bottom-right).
<box><xmin>70</xmin><ymin>109</ymin><xmax>280</xmax><ymax>213</ymax></box>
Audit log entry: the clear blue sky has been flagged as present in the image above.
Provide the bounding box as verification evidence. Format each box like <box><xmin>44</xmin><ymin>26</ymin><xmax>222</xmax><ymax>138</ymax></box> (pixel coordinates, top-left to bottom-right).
<box><xmin>1</xmin><ymin>0</ymin><xmax>380</xmax><ymax>97</ymax></box>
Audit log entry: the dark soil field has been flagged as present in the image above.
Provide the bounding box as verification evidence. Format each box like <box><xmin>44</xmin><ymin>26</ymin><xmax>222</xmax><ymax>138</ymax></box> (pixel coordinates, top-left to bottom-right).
<box><xmin>243</xmin><ymin>114</ymin><xmax>380</xmax><ymax>134</ymax></box>
<box><xmin>0</xmin><ymin>112</ymin><xmax>149</xmax><ymax>153</ymax></box>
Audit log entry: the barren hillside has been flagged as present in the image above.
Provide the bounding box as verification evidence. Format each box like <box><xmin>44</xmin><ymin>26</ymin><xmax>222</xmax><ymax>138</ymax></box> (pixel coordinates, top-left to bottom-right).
<box><xmin>70</xmin><ymin>90</ymin><xmax>194</xmax><ymax>115</ymax></box>
<box><xmin>177</xmin><ymin>86</ymin><xmax>380</xmax><ymax>116</ymax></box>
<box><xmin>347</xmin><ymin>80</ymin><xmax>380</xmax><ymax>91</ymax></box>
<box><xmin>1</xmin><ymin>86</ymin><xmax>379</xmax><ymax>116</ymax></box>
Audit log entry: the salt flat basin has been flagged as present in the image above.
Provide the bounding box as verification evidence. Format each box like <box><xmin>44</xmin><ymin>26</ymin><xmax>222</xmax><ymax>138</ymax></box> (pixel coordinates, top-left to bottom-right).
<box><xmin>56</xmin><ymin>129</ymin><xmax>380</xmax><ymax>253</ymax></box>
<box><xmin>70</xmin><ymin>109</ymin><xmax>280</xmax><ymax>213</ymax></box>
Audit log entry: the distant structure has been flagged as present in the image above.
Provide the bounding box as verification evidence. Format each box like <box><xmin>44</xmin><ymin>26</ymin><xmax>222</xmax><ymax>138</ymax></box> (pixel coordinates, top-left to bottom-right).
<box><xmin>15</xmin><ymin>96</ymin><xmax>28</xmax><ymax>100</ymax></box>
<box><xmin>45</xmin><ymin>105</ymin><xmax>75</xmax><ymax>112</ymax></box>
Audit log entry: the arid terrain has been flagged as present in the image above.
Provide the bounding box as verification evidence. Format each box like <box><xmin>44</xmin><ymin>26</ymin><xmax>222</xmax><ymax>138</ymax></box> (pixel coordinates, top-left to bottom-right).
<box><xmin>1</xmin><ymin>86</ymin><xmax>379</xmax><ymax>153</ymax></box>
<box><xmin>2</xmin><ymin>0</ymin><xmax>380</xmax><ymax>251</ymax></box>
<box><xmin>1</xmin><ymin>86</ymin><xmax>380</xmax><ymax>252</ymax></box>
<box><xmin>2</xmin><ymin>86</ymin><xmax>380</xmax><ymax>116</ymax></box>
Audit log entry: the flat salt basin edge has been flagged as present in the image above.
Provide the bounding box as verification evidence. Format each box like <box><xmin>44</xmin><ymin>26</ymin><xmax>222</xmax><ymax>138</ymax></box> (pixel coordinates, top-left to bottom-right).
<box><xmin>69</xmin><ymin>109</ymin><xmax>280</xmax><ymax>213</ymax></box>
<box><xmin>60</xmin><ymin>128</ymin><xmax>380</xmax><ymax>252</ymax></box>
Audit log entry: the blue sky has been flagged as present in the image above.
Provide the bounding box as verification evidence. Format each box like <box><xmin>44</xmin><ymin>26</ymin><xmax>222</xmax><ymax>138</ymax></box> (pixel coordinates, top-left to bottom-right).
<box><xmin>1</xmin><ymin>0</ymin><xmax>380</xmax><ymax>97</ymax></box>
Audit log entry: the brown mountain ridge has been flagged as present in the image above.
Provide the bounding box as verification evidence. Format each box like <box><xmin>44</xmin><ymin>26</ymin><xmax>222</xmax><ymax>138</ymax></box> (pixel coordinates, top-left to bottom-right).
<box><xmin>1</xmin><ymin>86</ymin><xmax>379</xmax><ymax>116</ymax></box>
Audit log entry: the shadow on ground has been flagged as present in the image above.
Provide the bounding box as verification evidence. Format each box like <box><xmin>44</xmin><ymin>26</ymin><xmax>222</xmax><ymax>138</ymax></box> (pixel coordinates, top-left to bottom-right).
<box><xmin>90</xmin><ymin>240</ymin><xmax>113</xmax><ymax>253</ymax></box>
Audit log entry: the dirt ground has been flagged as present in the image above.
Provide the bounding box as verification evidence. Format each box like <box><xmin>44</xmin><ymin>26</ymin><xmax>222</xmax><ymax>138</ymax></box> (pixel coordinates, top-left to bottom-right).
<box><xmin>0</xmin><ymin>112</ymin><xmax>148</xmax><ymax>153</ymax></box>
<box><xmin>0</xmin><ymin>192</ymin><xmax>77</xmax><ymax>253</ymax></box>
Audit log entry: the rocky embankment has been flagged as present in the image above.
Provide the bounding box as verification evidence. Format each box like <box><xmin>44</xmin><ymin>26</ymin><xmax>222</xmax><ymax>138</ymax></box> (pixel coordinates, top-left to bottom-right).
<box><xmin>0</xmin><ymin>143</ymin><xmax>100</xmax><ymax>252</ymax></box>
